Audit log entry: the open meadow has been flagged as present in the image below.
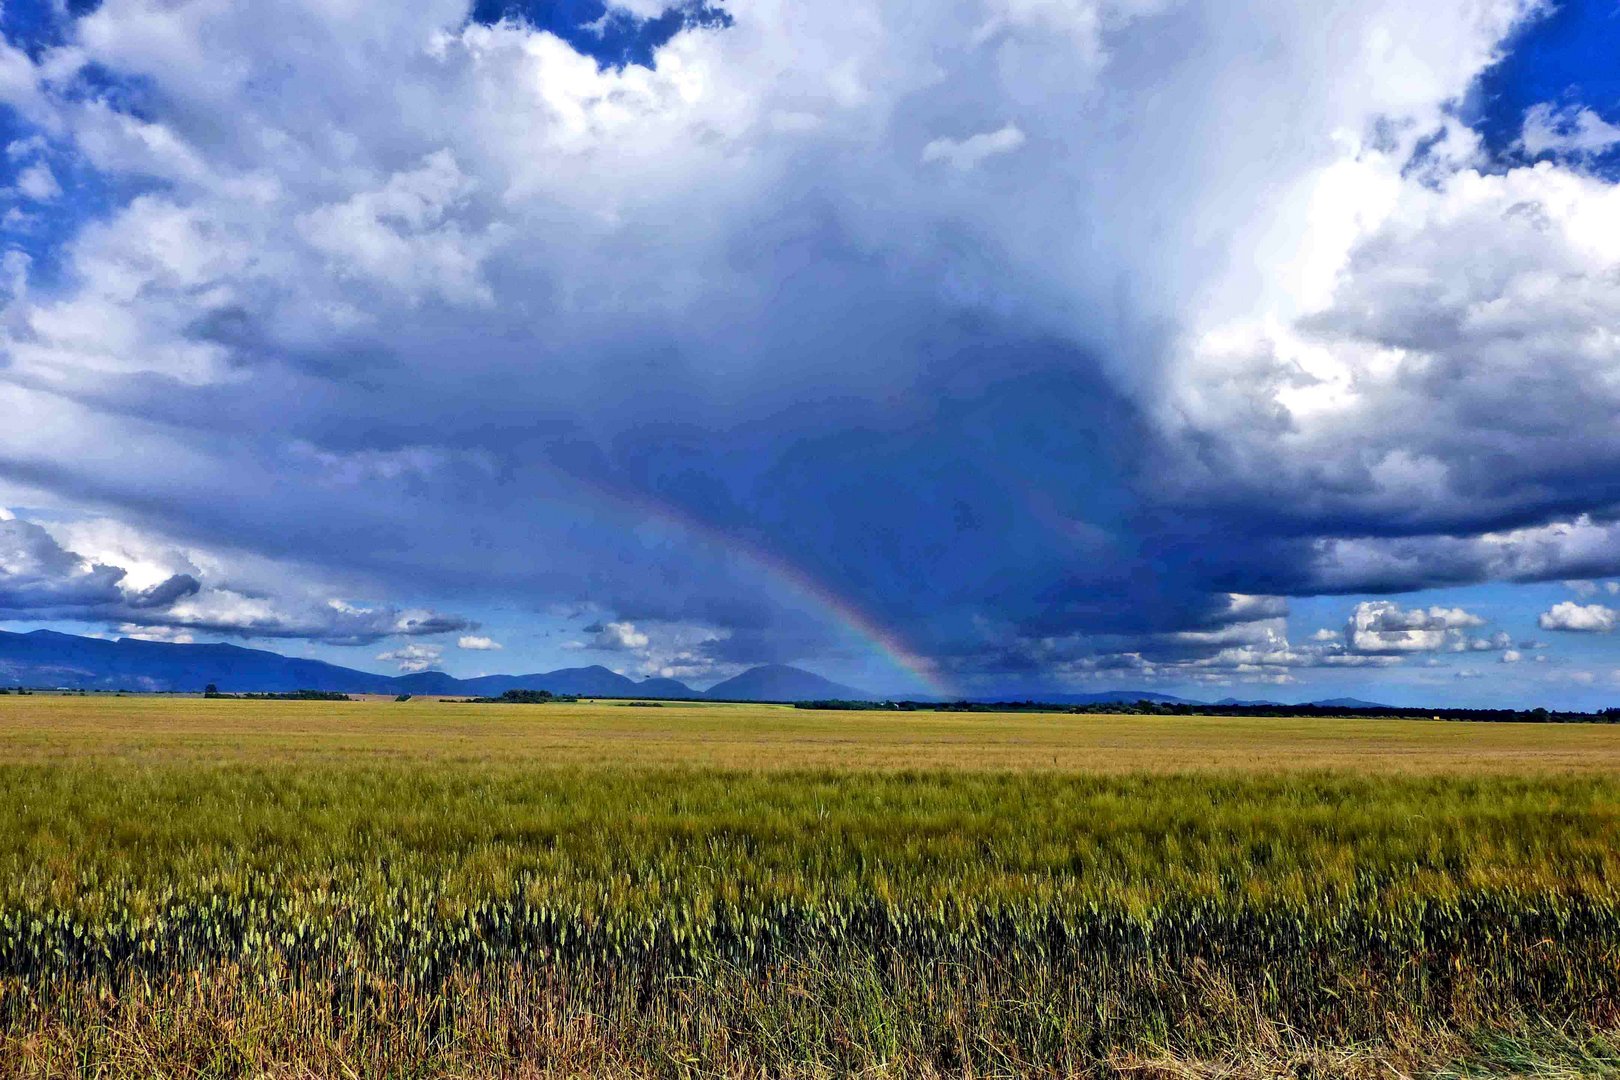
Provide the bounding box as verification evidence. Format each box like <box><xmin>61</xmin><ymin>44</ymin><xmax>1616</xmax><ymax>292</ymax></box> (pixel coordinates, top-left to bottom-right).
<box><xmin>2</xmin><ymin>695</ymin><xmax>1620</xmax><ymax>1076</ymax></box>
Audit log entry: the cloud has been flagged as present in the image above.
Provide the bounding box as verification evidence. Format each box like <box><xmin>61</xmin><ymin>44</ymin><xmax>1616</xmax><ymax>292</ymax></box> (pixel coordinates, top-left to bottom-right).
<box><xmin>561</xmin><ymin>616</ymin><xmax>738</xmax><ymax>679</ymax></box>
<box><xmin>14</xmin><ymin>161</ymin><xmax>60</xmax><ymax>201</ymax></box>
<box><xmin>115</xmin><ymin>623</ymin><xmax>194</xmax><ymax>644</ymax></box>
<box><xmin>0</xmin><ymin>508</ymin><xmax>472</xmax><ymax>645</ymax></box>
<box><xmin>457</xmin><ymin>635</ymin><xmax>502</xmax><ymax>650</ymax></box>
<box><xmin>961</xmin><ymin>596</ymin><xmax>1448</xmax><ymax>692</ymax></box>
<box><xmin>0</xmin><ymin>516</ymin><xmax>129</xmax><ymax>611</ymax></box>
<box><xmin>124</xmin><ymin>573</ymin><xmax>202</xmax><ymax>609</ymax></box>
<box><xmin>987</xmin><ymin>596</ymin><xmax>1507</xmax><ymax>692</ymax></box>
<box><xmin>1145</xmin><ymin>77</ymin><xmax>1620</xmax><ymax>603</ymax></box>
<box><xmin>376</xmin><ymin>643</ymin><xmax>442</xmax><ymax>673</ymax></box>
<box><xmin>1538</xmin><ymin>601</ymin><xmax>1619</xmax><ymax>633</ymax></box>
<box><xmin>920</xmin><ymin>124</ymin><xmax>1025</xmax><ymax>170</ymax></box>
<box><xmin>138</xmin><ymin>595</ymin><xmax>473</xmax><ymax>645</ymax></box>
<box><xmin>1306</xmin><ymin>519</ymin><xmax>1620</xmax><ymax>596</ymax></box>
<box><xmin>582</xmin><ymin>621</ymin><xmax>650</xmax><ymax>650</ymax></box>
<box><xmin>1520</xmin><ymin>103</ymin><xmax>1620</xmax><ymax>158</ymax></box>
<box><xmin>1345</xmin><ymin>601</ymin><xmax>1485</xmax><ymax>655</ymax></box>
<box><xmin>0</xmin><ymin>0</ymin><xmax>1608</xmax><ymax>693</ymax></box>
<box><xmin>296</xmin><ymin>150</ymin><xmax>498</xmax><ymax>307</ymax></box>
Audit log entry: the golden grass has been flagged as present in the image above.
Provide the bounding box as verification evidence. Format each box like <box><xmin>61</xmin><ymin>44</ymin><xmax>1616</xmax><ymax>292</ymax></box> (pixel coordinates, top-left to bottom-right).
<box><xmin>4</xmin><ymin>693</ymin><xmax>1620</xmax><ymax>772</ymax></box>
<box><xmin>3</xmin><ymin>695</ymin><xmax>1620</xmax><ymax>1075</ymax></box>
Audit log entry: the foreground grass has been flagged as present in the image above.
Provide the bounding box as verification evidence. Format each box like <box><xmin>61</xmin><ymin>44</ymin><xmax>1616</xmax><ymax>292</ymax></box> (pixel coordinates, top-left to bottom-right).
<box><xmin>2</xmin><ymin>697</ymin><xmax>1620</xmax><ymax>1075</ymax></box>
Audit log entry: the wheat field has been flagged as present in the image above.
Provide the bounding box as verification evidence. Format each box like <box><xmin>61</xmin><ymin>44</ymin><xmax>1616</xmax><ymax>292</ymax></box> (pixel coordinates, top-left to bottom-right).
<box><xmin>1</xmin><ymin>695</ymin><xmax>1618</xmax><ymax>1076</ymax></box>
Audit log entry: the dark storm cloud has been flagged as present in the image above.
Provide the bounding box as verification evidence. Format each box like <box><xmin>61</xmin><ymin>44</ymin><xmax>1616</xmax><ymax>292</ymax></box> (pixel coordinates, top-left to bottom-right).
<box><xmin>0</xmin><ymin>517</ymin><xmax>127</xmax><ymax>610</ymax></box>
<box><xmin>2</xmin><ymin>0</ymin><xmax>1617</xmax><ymax>694</ymax></box>
<box><xmin>124</xmin><ymin>572</ymin><xmax>201</xmax><ymax>608</ymax></box>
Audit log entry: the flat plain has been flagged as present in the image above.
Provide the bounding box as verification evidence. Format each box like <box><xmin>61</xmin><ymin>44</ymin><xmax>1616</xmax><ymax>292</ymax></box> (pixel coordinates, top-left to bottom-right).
<box><xmin>2</xmin><ymin>695</ymin><xmax>1619</xmax><ymax>1077</ymax></box>
<box><xmin>9</xmin><ymin>692</ymin><xmax>1620</xmax><ymax>771</ymax></box>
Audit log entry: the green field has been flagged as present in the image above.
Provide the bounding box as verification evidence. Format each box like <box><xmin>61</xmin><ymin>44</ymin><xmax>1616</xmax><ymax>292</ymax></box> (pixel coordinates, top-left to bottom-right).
<box><xmin>3</xmin><ymin>696</ymin><xmax>1620</xmax><ymax>1077</ymax></box>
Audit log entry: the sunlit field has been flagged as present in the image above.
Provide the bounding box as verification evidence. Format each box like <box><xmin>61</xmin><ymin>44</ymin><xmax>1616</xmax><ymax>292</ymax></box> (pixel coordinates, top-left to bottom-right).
<box><xmin>3</xmin><ymin>696</ymin><xmax>1619</xmax><ymax>1077</ymax></box>
<box><xmin>10</xmin><ymin>692</ymin><xmax>1620</xmax><ymax>772</ymax></box>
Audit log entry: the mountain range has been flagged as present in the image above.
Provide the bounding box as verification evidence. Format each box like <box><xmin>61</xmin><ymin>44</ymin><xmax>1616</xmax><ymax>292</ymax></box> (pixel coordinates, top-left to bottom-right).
<box><xmin>0</xmin><ymin>628</ymin><xmax>1390</xmax><ymax>707</ymax></box>
<box><xmin>0</xmin><ymin>629</ymin><xmax>877</xmax><ymax>701</ymax></box>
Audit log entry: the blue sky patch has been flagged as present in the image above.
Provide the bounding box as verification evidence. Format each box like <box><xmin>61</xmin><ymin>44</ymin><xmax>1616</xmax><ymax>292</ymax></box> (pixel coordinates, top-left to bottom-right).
<box><xmin>467</xmin><ymin>0</ymin><xmax>731</xmax><ymax>69</ymax></box>
<box><xmin>1468</xmin><ymin>0</ymin><xmax>1620</xmax><ymax>172</ymax></box>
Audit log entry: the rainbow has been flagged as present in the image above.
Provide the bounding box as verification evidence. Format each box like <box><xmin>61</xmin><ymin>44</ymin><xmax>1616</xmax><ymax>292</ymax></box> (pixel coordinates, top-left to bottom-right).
<box><xmin>576</xmin><ymin>472</ymin><xmax>954</xmax><ymax>698</ymax></box>
<box><xmin>702</xmin><ymin>524</ymin><xmax>955</xmax><ymax>699</ymax></box>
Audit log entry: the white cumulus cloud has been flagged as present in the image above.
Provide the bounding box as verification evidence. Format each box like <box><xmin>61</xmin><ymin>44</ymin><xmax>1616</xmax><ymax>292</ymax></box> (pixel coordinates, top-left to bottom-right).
<box><xmin>1538</xmin><ymin>601</ymin><xmax>1619</xmax><ymax>633</ymax></box>
<box><xmin>1346</xmin><ymin>601</ymin><xmax>1485</xmax><ymax>654</ymax></box>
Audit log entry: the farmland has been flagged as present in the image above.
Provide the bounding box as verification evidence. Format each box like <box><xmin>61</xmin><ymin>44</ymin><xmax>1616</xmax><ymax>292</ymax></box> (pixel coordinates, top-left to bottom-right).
<box><xmin>2</xmin><ymin>696</ymin><xmax>1619</xmax><ymax>1076</ymax></box>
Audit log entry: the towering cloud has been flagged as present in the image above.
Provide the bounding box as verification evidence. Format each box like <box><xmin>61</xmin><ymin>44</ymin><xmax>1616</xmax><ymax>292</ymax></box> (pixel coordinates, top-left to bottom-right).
<box><xmin>0</xmin><ymin>0</ymin><xmax>1614</xmax><ymax>694</ymax></box>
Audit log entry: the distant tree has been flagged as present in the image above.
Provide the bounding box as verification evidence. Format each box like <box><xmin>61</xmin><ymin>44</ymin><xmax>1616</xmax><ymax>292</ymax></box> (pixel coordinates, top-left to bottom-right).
<box><xmin>461</xmin><ymin>688</ymin><xmax>578</xmax><ymax>704</ymax></box>
<box><xmin>498</xmin><ymin>689</ymin><xmax>556</xmax><ymax>704</ymax></box>
<box><xmin>236</xmin><ymin>690</ymin><xmax>350</xmax><ymax>701</ymax></box>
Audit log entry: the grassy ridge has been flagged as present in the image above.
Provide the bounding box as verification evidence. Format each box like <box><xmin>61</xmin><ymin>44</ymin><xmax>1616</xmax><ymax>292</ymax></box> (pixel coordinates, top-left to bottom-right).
<box><xmin>2</xmin><ymin>698</ymin><xmax>1620</xmax><ymax>1075</ymax></box>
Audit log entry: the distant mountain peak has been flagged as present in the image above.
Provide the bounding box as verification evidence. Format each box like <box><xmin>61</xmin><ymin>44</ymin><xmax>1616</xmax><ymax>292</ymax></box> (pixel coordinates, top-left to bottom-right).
<box><xmin>703</xmin><ymin>664</ymin><xmax>876</xmax><ymax>702</ymax></box>
<box><xmin>1308</xmin><ymin>696</ymin><xmax>1390</xmax><ymax>709</ymax></box>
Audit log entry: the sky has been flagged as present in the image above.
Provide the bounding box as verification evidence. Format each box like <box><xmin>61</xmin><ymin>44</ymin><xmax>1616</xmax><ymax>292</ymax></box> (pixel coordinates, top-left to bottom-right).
<box><xmin>2</xmin><ymin>0</ymin><xmax>1620</xmax><ymax>706</ymax></box>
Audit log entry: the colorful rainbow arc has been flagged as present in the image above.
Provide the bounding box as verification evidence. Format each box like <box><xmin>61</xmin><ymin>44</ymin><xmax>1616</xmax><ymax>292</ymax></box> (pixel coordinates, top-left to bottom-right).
<box><xmin>578</xmin><ymin>474</ymin><xmax>954</xmax><ymax>698</ymax></box>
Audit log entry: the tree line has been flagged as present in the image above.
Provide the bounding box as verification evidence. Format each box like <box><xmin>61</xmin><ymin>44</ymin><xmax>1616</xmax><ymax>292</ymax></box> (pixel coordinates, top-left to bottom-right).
<box><xmin>795</xmin><ymin>700</ymin><xmax>1620</xmax><ymax>723</ymax></box>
